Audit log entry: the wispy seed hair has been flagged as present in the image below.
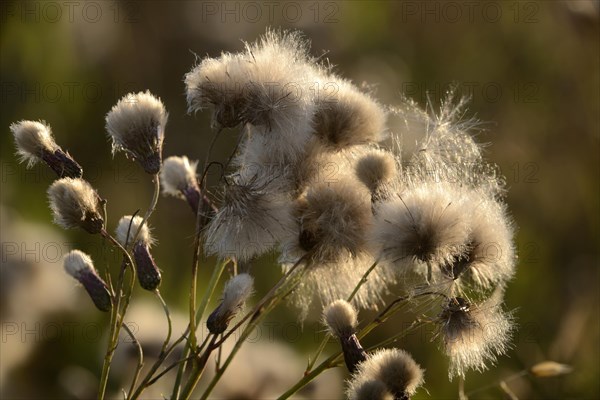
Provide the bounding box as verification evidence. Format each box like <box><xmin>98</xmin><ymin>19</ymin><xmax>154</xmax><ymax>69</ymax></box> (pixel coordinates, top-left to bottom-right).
<box><xmin>347</xmin><ymin>348</ymin><xmax>424</xmax><ymax>398</ymax></box>
<box><xmin>313</xmin><ymin>76</ymin><xmax>387</xmax><ymax>149</ymax></box>
<box><xmin>105</xmin><ymin>90</ymin><xmax>168</xmax><ymax>174</ymax></box>
<box><xmin>438</xmin><ymin>290</ymin><xmax>514</xmax><ymax>379</ymax></box>
<box><xmin>205</xmin><ymin>176</ymin><xmax>294</xmax><ymax>261</ymax></box>
<box><xmin>63</xmin><ymin>250</ymin><xmax>94</xmax><ymax>279</ymax></box>
<box><xmin>370</xmin><ymin>182</ymin><xmax>470</xmax><ymax>276</ymax></box>
<box><xmin>160</xmin><ymin>155</ymin><xmax>199</xmax><ymax>197</ymax></box>
<box><xmin>323</xmin><ymin>299</ymin><xmax>358</xmax><ymax>338</ymax></box>
<box><xmin>115</xmin><ymin>215</ymin><xmax>154</xmax><ymax>248</ymax></box>
<box><xmin>355</xmin><ymin>148</ymin><xmax>398</xmax><ymax>195</ymax></box>
<box><xmin>47</xmin><ymin>178</ymin><xmax>103</xmax><ymax>234</ymax></box>
<box><xmin>10</xmin><ymin>120</ymin><xmax>58</xmax><ymax>167</ymax></box>
<box><xmin>221</xmin><ymin>273</ymin><xmax>254</xmax><ymax>313</ymax></box>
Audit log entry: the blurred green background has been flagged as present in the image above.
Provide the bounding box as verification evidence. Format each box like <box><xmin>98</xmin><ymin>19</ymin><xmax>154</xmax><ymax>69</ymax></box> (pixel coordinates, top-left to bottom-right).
<box><xmin>1</xmin><ymin>1</ymin><xmax>598</xmax><ymax>399</ymax></box>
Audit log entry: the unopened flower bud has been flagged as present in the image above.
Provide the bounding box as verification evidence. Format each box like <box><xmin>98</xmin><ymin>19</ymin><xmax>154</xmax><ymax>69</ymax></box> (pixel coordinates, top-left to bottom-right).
<box><xmin>323</xmin><ymin>300</ymin><xmax>366</xmax><ymax>373</ymax></box>
<box><xmin>64</xmin><ymin>250</ymin><xmax>111</xmax><ymax>312</ymax></box>
<box><xmin>160</xmin><ymin>156</ymin><xmax>201</xmax><ymax>212</ymax></box>
<box><xmin>105</xmin><ymin>91</ymin><xmax>167</xmax><ymax>174</ymax></box>
<box><xmin>207</xmin><ymin>273</ymin><xmax>254</xmax><ymax>334</ymax></box>
<box><xmin>48</xmin><ymin>178</ymin><xmax>104</xmax><ymax>234</ymax></box>
<box><xmin>115</xmin><ymin>215</ymin><xmax>160</xmax><ymax>291</ymax></box>
<box><xmin>11</xmin><ymin>120</ymin><xmax>83</xmax><ymax>178</ymax></box>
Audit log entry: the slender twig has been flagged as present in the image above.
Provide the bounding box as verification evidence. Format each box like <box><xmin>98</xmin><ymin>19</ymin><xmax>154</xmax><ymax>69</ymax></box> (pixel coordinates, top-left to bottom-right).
<box><xmin>306</xmin><ymin>259</ymin><xmax>379</xmax><ymax>373</ymax></box>
<box><xmin>200</xmin><ymin>264</ymin><xmax>308</xmax><ymax>399</ymax></box>
<box><xmin>171</xmin><ymin>259</ymin><xmax>229</xmax><ymax>399</ymax></box>
<box><xmin>129</xmin><ymin>290</ymin><xmax>173</xmax><ymax>399</ymax></box>
<box><xmin>179</xmin><ymin>335</ymin><xmax>218</xmax><ymax>400</ymax></box>
<box><xmin>122</xmin><ymin>323</ymin><xmax>144</xmax><ymax>400</ymax></box>
<box><xmin>213</xmin><ymin>256</ymin><xmax>306</xmax><ymax>348</ymax></box>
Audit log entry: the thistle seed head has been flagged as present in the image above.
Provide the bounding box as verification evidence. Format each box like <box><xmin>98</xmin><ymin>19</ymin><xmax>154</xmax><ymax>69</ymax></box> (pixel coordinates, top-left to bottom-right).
<box><xmin>47</xmin><ymin>178</ymin><xmax>104</xmax><ymax>234</ymax></box>
<box><xmin>105</xmin><ymin>91</ymin><xmax>168</xmax><ymax>174</ymax></box>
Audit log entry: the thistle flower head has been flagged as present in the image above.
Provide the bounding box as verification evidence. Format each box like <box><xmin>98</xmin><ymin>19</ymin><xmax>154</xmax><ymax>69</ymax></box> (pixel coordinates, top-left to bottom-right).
<box><xmin>349</xmin><ymin>380</ymin><xmax>394</xmax><ymax>400</ymax></box>
<box><xmin>115</xmin><ymin>215</ymin><xmax>154</xmax><ymax>248</ymax></box>
<box><xmin>313</xmin><ymin>77</ymin><xmax>387</xmax><ymax>149</ymax></box>
<box><xmin>47</xmin><ymin>178</ymin><xmax>104</xmax><ymax>234</ymax></box>
<box><xmin>441</xmin><ymin>193</ymin><xmax>515</xmax><ymax>292</ymax></box>
<box><xmin>205</xmin><ymin>175</ymin><xmax>293</xmax><ymax>261</ymax></box>
<box><xmin>323</xmin><ymin>299</ymin><xmax>358</xmax><ymax>338</ymax></box>
<box><xmin>11</xmin><ymin>120</ymin><xmax>58</xmax><ymax>166</ymax></box>
<box><xmin>355</xmin><ymin>149</ymin><xmax>398</xmax><ymax>199</ymax></box>
<box><xmin>63</xmin><ymin>250</ymin><xmax>111</xmax><ymax>312</ymax></box>
<box><xmin>370</xmin><ymin>183</ymin><xmax>470</xmax><ymax>277</ymax></box>
<box><xmin>105</xmin><ymin>91</ymin><xmax>168</xmax><ymax>174</ymax></box>
<box><xmin>10</xmin><ymin>120</ymin><xmax>82</xmax><ymax>178</ymax></box>
<box><xmin>293</xmin><ymin>179</ymin><xmax>372</xmax><ymax>264</ymax></box>
<box><xmin>437</xmin><ymin>290</ymin><xmax>513</xmax><ymax>379</ymax></box>
<box><xmin>207</xmin><ymin>273</ymin><xmax>254</xmax><ymax>334</ymax></box>
<box><xmin>347</xmin><ymin>348</ymin><xmax>424</xmax><ymax>400</ymax></box>
<box><xmin>160</xmin><ymin>156</ymin><xmax>199</xmax><ymax>197</ymax></box>
<box><xmin>185</xmin><ymin>53</ymin><xmax>248</xmax><ymax>127</ymax></box>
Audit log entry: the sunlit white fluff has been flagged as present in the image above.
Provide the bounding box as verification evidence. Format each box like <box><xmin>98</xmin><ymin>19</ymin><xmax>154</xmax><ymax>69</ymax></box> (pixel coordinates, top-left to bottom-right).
<box><xmin>437</xmin><ymin>191</ymin><xmax>516</xmax><ymax>293</ymax></box>
<box><xmin>370</xmin><ymin>182</ymin><xmax>471</xmax><ymax>279</ymax></box>
<box><xmin>47</xmin><ymin>178</ymin><xmax>104</xmax><ymax>234</ymax></box>
<box><xmin>63</xmin><ymin>250</ymin><xmax>95</xmax><ymax>279</ymax></box>
<box><xmin>347</xmin><ymin>348</ymin><xmax>424</xmax><ymax>399</ymax></box>
<box><xmin>204</xmin><ymin>174</ymin><xmax>294</xmax><ymax>261</ymax></box>
<box><xmin>10</xmin><ymin>120</ymin><xmax>58</xmax><ymax>167</ymax></box>
<box><xmin>115</xmin><ymin>215</ymin><xmax>154</xmax><ymax>247</ymax></box>
<box><xmin>437</xmin><ymin>289</ymin><xmax>513</xmax><ymax>379</ymax></box>
<box><xmin>313</xmin><ymin>76</ymin><xmax>387</xmax><ymax>149</ymax></box>
<box><xmin>160</xmin><ymin>155</ymin><xmax>198</xmax><ymax>196</ymax></box>
<box><xmin>105</xmin><ymin>90</ymin><xmax>168</xmax><ymax>174</ymax></box>
<box><xmin>323</xmin><ymin>299</ymin><xmax>358</xmax><ymax>338</ymax></box>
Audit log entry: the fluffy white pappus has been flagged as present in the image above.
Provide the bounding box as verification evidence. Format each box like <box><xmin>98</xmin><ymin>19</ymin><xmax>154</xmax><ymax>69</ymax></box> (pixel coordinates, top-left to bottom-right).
<box><xmin>205</xmin><ymin>176</ymin><xmax>294</xmax><ymax>261</ymax></box>
<box><xmin>235</xmin><ymin>127</ymin><xmax>307</xmax><ymax>182</ymax></box>
<box><xmin>441</xmin><ymin>192</ymin><xmax>515</xmax><ymax>292</ymax></box>
<box><xmin>184</xmin><ymin>52</ymin><xmax>249</xmax><ymax>128</ymax></box>
<box><xmin>239</xmin><ymin>30</ymin><xmax>321</xmax><ymax>162</ymax></box>
<box><xmin>355</xmin><ymin>148</ymin><xmax>399</xmax><ymax>199</ymax></box>
<box><xmin>313</xmin><ymin>76</ymin><xmax>387</xmax><ymax>149</ymax></box>
<box><xmin>293</xmin><ymin>141</ymin><xmax>380</xmax><ymax>195</ymax></box>
<box><xmin>370</xmin><ymin>183</ymin><xmax>471</xmax><ymax>278</ymax></box>
<box><xmin>347</xmin><ymin>380</ymin><xmax>394</xmax><ymax>400</ymax></box>
<box><xmin>282</xmin><ymin>253</ymin><xmax>391</xmax><ymax>321</ymax></box>
<box><xmin>10</xmin><ymin>120</ymin><xmax>58</xmax><ymax>167</ymax></box>
<box><xmin>323</xmin><ymin>299</ymin><xmax>358</xmax><ymax>338</ymax></box>
<box><xmin>115</xmin><ymin>215</ymin><xmax>154</xmax><ymax>248</ymax></box>
<box><xmin>398</xmin><ymin>93</ymin><xmax>504</xmax><ymax>196</ymax></box>
<box><xmin>288</xmin><ymin>179</ymin><xmax>373</xmax><ymax>264</ymax></box>
<box><xmin>47</xmin><ymin>178</ymin><xmax>103</xmax><ymax>234</ymax></box>
<box><xmin>347</xmin><ymin>348</ymin><xmax>425</xmax><ymax>399</ymax></box>
<box><xmin>438</xmin><ymin>290</ymin><xmax>514</xmax><ymax>379</ymax></box>
<box><xmin>63</xmin><ymin>250</ymin><xmax>95</xmax><ymax>279</ymax></box>
<box><xmin>221</xmin><ymin>273</ymin><xmax>254</xmax><ymax>313</ymax></box>
<box><xmin>160</xmin><ymin>155</ymin><xmax>199</xmax><ymax>197</ymax></box>
<box><xmin>105</xmin><ymin>91</ymin><xmax>168</xmax><ymax>174</ymax></box>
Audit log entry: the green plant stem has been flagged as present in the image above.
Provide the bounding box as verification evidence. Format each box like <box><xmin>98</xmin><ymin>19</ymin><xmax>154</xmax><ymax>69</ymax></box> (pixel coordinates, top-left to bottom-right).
<box><xmin>97</xmin><ymin>175</ymin><xmax>161</xmax><ymax>400</ymax></box>
<box><xmin>129</xmin><ymin>290</ymin><xmax>173</xmax><ymax>399</ymax></box>
<box><xmin>306</xmin><ymin>260</ymin><xmax>379</xmax><ymax>373</ymax></box>
<box><xmin>171</xmin><ymin>259</ymin><xmax>229</xmax><ymax>400</ymax></box>
<box><xmin>278</xmin><ymin>352</ymin><xmax>343</xmax><ymax>400</ymax></box>
<box><xmin>179</xmin><ymin>335</ymin><xmax>217</xmax><ymax>400</ymax></box>
<box><xmin>98</xmin><ymin>232</ymin><xmax>136</xmax><ymax>400</ymax></box>
<box><xmin>122</xmin><ymin>323</ymin><xmax>144</xmax><ymax>400</ymax></box>
<box><xmin>200</xmin><ymin>264</ymin><xmax>307</xmax><ymax>399</ymax></box>
<box><xmin>213</xmin><ymin>256</ymin><xmax>306</xmax><ymax>348</ymax></box>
